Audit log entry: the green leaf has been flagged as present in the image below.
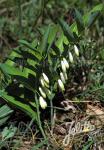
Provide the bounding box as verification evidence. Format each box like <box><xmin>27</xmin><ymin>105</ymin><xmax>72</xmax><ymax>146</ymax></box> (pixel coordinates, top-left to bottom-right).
<box><xmin>48</xmin><ymin>24</ymin><xmax>58</xmax><ymax>45</ymax></box>
<box><xmin>32</xmin><ymin>138</ymin><xmax>48</xmax><ymax>150</ymax></box>
<box><xmin>70</xmin><ymin>22</ymin><xmax>78</xmax><ymax>35</ymax></box>
<box><xmin>18</xmin><ymin>40</ymin><xmax>38</xmax><ymax>52</ymax></box>
<box><xmin>56</xmin><ymin>31</ymin><xmax>65</xmax><ymax>52</ymax></box>
<box><xmin>75</xmin><ymin>9</ymin><xmax>84</xmax><ymax>32</ymax></box>
<box><xmin>87</xmin><ymin>11</ymin><xmax>100</xmax><ymax>28</ymax></box>
<box><xmin>82</xmin><ymin>139</ymin><xmax>93</xmax><ymax>150</ymax></box>
<box><xmin>13</xmin><ymin>76</ymin><xmax>35</xmax><ymax>92</ymax></box>
<box><xmin>2</xmin><ymin>126</ymin><xmax>17</xmax><ymax>140</ymax></box>
<box><xmin>59</xmin><ymin>19</ymin><xmax>75</xmax><ymax>42</ymax></box>
<box><xmin>0</xmin><ymin>63</ymin><xmax>27</xmax><ymax>78</ymax></box>
<box><xmin>90</xmin><ymin>3</ymin><xmax>103</xmax><ymax>13</ymax></box>
<box><xmin>0</xmin><ymin>104</ymin><xmax>13</xmax><ymax>126</ymax></box>
<box><xmin>0</xmin><ymin>104</ymin><xmax>13</xmax><ymax>119</ymax></box>
<box><xmin>38</xmin><ymin>25</ymin><xmax>51</xmax><ymax>55</ymax></box>
<box><xmin>47</xmin><ymin>24</ymin><xmax>58</xmax><ymax>54</ymax></box>
<box><xmin>0</xmin><ymin>90</ymin><xmax>37</xmax><ymax>120</ymax></box>
<box><xmin>84</xmin><ymin>4</ymin><xmax>103</xmax><ymax>28</ymax></box>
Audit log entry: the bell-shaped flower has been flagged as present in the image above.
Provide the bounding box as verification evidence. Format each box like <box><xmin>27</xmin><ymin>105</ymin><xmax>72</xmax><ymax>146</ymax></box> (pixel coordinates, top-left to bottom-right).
<box><xmin>60</xmin><ymin>72</ymin><xmax>66</xmax><ymax>83</ymax></box>
<box><xmin>42</xmin><ymin>73</ymin><xmax>49</xmax><ymax>84</ymax></box>
<box><xmin>74</xmin><ymin>45</ymin><xmax>79</xmax><ymax>56</ymax></box>
<box><xmin>40</xmin><ymin>78</ymin><xmax>45</xmax><ymax>87</ymax></box>
<box><xmin>58</xmin><ymin>79</ymin><xmax>65</xmax><ymax>91</ymax></box>
<box><xmin>69</xmin><ymin>52</ymin><xmax>74</xmax><ymax>63</ymax></box>
<box><xmin>39</xmin><ymin>96</ymin><xmax>47</xmax><ymax>109</ymax></box>
<box><xmin>63</xmin><ymin>72</ymin><xmax>68</xmax><ymax>80</ymax></box>
<box><xmin>44</xmin><ymin>80</ymin><xmax>49</xmax><ymax>88</ymax></box>
<box><xmin>63</xmin><ymin>58</ymin><xmax>69</xmax><ymax>69</ymax></box>
<box><xmin>39</xmin><ymin>87</ymin><xmax>46</xmax><ymax>98</ymax></box>
<box><xmin>61</xmin><ymin>60</ymin><xmax>66</xmax><ymax>73</ymax></box>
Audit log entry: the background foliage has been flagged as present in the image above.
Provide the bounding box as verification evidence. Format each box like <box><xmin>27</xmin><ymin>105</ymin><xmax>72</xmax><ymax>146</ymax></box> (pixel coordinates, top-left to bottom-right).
<box><xmin>0</xmin><ymin>0</ymin><xmax>104</xmax><ymax>149</ymax></box>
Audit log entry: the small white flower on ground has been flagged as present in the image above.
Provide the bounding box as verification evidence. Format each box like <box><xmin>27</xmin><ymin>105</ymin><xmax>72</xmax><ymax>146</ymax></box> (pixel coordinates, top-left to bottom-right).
<box><xmin>42</xmin><ymin>73</ymin><xmax>49</xmax><ymax>84</ymax></box>
<box><xmin>60</xmin><ymin>72</ymin><xmax>66</xmax><ymax>83</ymax></box>
<box><xmin>63</xmin><ymin>58</ymin><xmax>69</xmax><ymax>69</ymax></box>
<box><xmin>58</xmin><ymin>79</ymin><xmax>65</xmax><ymax>91</ymax></box>
<box><xmin>69</xmin><ymin>52</ymin><xmax>74</xmax><ymax>63</ymax></box>
<box><xmin>39</xmin><ymin>96</ymin><xmax>47</xmax><ymax>109</ymax></box>
<box><xmin>74</xmin><ymin>45</ymin><xmax>79</xmax><ymax>56</ymax></box>
<box><xmin>61</xmin><ymin>60</ymin><xmax>66</xmax><ymax>73</ymax></box>
<box><xmin>39</xmin><ymin>87</ymin><xmax>46</xmax><ymax>98</ymax></box>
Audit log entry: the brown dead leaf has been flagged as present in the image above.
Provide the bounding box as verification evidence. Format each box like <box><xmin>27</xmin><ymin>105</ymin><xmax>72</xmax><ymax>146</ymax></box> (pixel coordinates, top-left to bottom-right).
<box><xmin>86</xmin><ymin>104</ymin><xmax>104</xmax><ymax>126</ymax></box>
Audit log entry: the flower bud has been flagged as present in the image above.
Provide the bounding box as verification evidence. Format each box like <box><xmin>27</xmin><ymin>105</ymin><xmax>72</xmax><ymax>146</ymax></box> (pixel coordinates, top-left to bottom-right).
<box><xmin>60</xmin><ymin>72</ymin><xmax>66</xmax><ymax>83</ymax></box>
<box><xmin>42</xmin><ymin>73</ymin><xmax>49</xmax><ymax>84</ymax></box>
<box><xmin>39</xmin><ymin>87</ymin><xmax>46</xmax><ymax>98</ymax></box>
<box><xmin>45</xmin><ymin>89</ymin><xmax>51</xmax><ymax>97</ymax></box>
<box><xmin>74</xmin><ymin>45</ymin><xmax>79</xmax><ymax>56</ymax></box>
<box><xmin>63</xmin><ymin>72</ymin><xmax>68</xmax><ymax>80</ymax></box>
<box><xmin>69</xmin><ymin>52</ymin><xmax>74</xmax><ymax>63</ymax></box>
<box><xmin>63</xmin><ymin>58</ymin><xmax>69</xmax><ymax>69</ymax></box>
<box><xmin>58</xmin><ymin>79</ymin><xmax>65</xmax><ymax>91</ymax></box>
<box><xmin>44</xmin><ymin>80</ymin><xmax>49</xmax><ymax>88</ymax></box>
<box><xmin>40</xmin><ymin>78</ymin><xmax>45</xmax><ymax>87</ymax></box>
<box><xmin>61</xmin><ymin>60</ymin><xmax>66</xmax><ymax>73</ymax></box>
<box><xmin>39</xmin><ymin>96</ymin><xmax>47</xmax><ymax>109</ymax></box>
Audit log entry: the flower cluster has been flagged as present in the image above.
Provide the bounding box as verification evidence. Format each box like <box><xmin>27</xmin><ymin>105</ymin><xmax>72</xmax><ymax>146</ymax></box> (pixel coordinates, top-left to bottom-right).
<box><xmin>39</xmin><ymin>73</ymin><xmax>51</xmax><ymax>109</ymax></box>
<box><xmin>58</xmin><ymin>45</ymin><xmax>79</xmax><ymax>91</ymax></box>
<box><xmin>38</xmin><ymin>45</ymin><xmax>79</xmax><ymax>109</ymax></box>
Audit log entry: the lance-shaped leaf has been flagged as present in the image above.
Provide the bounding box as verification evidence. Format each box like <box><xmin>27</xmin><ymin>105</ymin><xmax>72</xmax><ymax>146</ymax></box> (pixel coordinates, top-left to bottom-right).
<box><xmin>58</xmin><ymin>19</ymin><xmax>75</xmax><ymax>42</ymax></box>
<box><xmin>38</xmin><ymin>25</ymin><xmax>51</xmax><ymax>55</ymax></box>
<box><xmin>0</xmin><ymin>63</ymin><xmax>26</xmax><ymax>77</ymax></box>
<box><xmin>75</xmin><ymin>9</ymin><xmax>84</xmax><ymax>32</ymax></box>
<box><xmin>84</xmin><ymin>3</ymin><xmax>103</xmax><ymax>28</ymax></box>
<box><xmin>0</xmin><ymin>90</ymin><xmax>37</xmax><ymax>121</ymax></box>
<box><xmin>0</xmin><ymin>104</ymin><xmax>13</xmax><ymax>126</ymax></box>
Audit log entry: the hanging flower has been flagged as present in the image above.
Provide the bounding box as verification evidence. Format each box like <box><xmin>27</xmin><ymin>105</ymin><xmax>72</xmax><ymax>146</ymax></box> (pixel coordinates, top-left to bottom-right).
<box><xmin>42</xmin><ymin>73</ymin><xmax>49</xmax><ymax>84</ymax></box>
<box><xmin>74</xmin><ymin>45</ymin><xmax>79</xmax><ymax>56</ymax></box>
<box><xmin>69</xmin><ymin>52</ymin><xmax>74</xmax><ymax>63</ymax></box>
<box><xmin>39</xmin><ymin>96</ymin><xmax>47</xmax><ymax>109</ymax></box>
<box><xmin>40</xmin><ymin>78</ymin><xmax>45</xmax><ymax>87</ymax></box>
<box><xmin>61</xmin><ymin>60</ymin><xmax>66</xmax><ymax>73</ymax></box>
<box><xmin>60</xmin><ymin>72</ymin><xmax>66</xmax><ymax>83</ymax></box>
<box><xmin>63</xmin><ymin>72</ymin><xmax>68</xmax><ymax>80</ymax></box>
<box><xmin>58</xmin><ymin>79</ymin><xmax>65</xmax><ymax>91</ymax></box>
<box><xmin>39</xmin><ymin>87</ymin><xmax>46</xmax><ymax>98</ymax></box>
<box><xmin>63</xmin><ymin>58</ymin><xmax>69</xmax><ymax>69</ymax></box>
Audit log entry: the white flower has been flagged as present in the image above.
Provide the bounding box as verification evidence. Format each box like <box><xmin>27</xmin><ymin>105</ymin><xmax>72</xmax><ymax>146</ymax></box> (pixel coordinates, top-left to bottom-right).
<box><xmin>63</xmin><ymin>72</ymin><xmax>68</xmax><ymax>80</ymax></box>
<box><xmin>40</xmin><ymin>78</ymin><xmax>45</xmax><ymax>87</ymax></box>
<box><xmin>39</xmin><ymin>87</ymin><xmax>46</xmax><ymax>98</ymax></box>
<box><xmin>74</xmin><ymin>45</ymin><xmax>79</xmax><ymax>56</ymax></box>
<box><xmin>58</xmin><ymin>79</ymin><xmax>65</xmax><ymax>91</ymax></box>
<box><xmin>69</xmin><ymin>52</ymin><xmax>74</xmax><ymax>63</ymax></box>
<box><xmin>44</xmin><ymin>80</ymin><xmax>49</xmax><ymax>88</ymax></box>
<box><xmin>63</xmin><ymin>58</ymin><xmax>69</xmax><ymax>69</ymax></box>
<box><xmin>60</xmin><ymin>72</ymin><xmax>66</xmax><ymax>83</ymax></box>
<box><xmin>39</xmin><ymin>96</ymin><xmax>47</xmax><ymax>109</ymax></box>
<box><xmin>61</xmin><ymin>60</ymin><xmax>66</xmax><ymax>73</ymax></box>
<box><xmin>42</xmin><ymin>73</ymin><xmax>49</xmax><ymax>84</ymax></box>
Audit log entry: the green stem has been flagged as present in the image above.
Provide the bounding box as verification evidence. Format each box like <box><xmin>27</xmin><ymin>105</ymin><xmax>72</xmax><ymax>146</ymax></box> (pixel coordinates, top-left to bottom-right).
<box><xmin>50</xmin><ymin>98</ymin><xmax>54</xmax><ymax>133</ymax></box>
<box><xmin>35</xmin><ymin>94</ymin><xmax>47</xmax><ymax>140</ymax></box>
